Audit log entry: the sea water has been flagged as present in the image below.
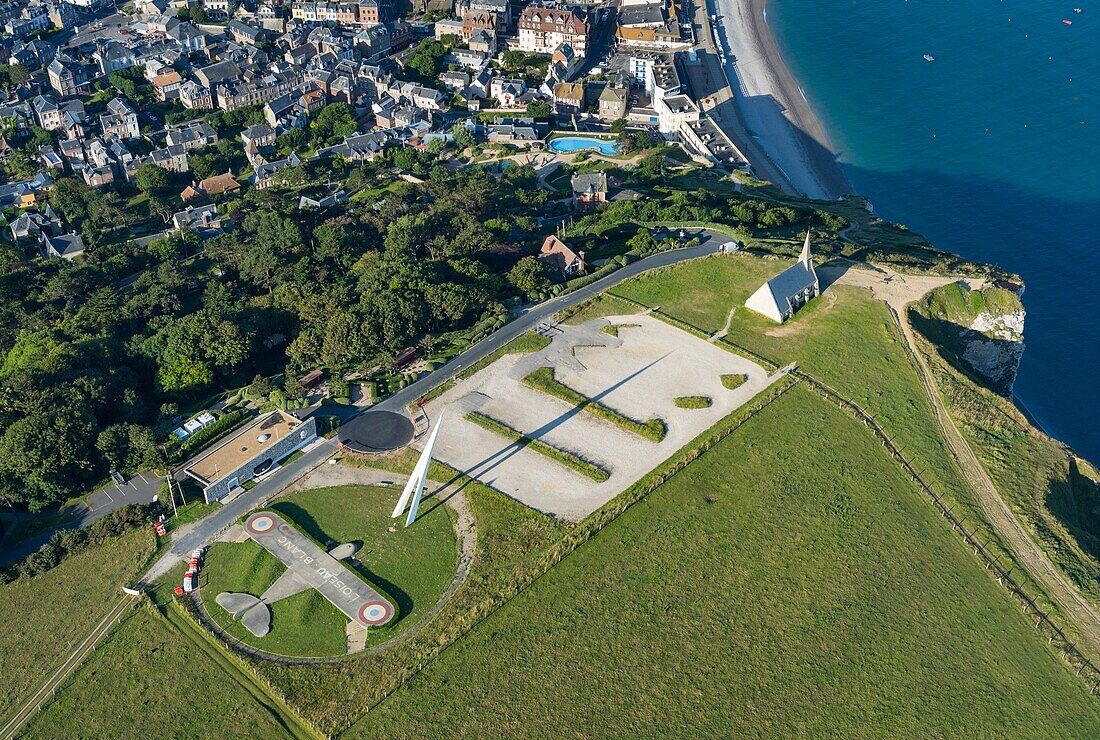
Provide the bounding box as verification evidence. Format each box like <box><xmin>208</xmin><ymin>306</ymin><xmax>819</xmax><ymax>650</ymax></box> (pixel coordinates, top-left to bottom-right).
<box><xmin>770</xmin><ymin>0</ymin><xmax>1100</xmax><ymax>461</ymax></box>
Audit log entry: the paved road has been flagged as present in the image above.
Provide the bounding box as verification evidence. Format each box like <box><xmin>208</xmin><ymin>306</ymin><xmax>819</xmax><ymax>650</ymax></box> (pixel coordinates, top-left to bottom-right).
<box><xmin>0</xmin><ymin>471</ymin><xmax>163</xmax><ymax>567</ymax></box>
<box><xmin>142</xmin><ymin>227</ymin><xmax>733</xmax><ymax>583</ymax></box>
<box><xmin>573</xmin><ymin>2</ymin><xmax>618</xmax><ymax>79</ymax></box>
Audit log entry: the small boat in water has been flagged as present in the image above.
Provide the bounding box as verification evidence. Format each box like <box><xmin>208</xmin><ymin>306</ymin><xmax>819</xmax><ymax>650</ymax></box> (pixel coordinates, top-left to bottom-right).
<box><xmin>923</xmin><ymin>54</ymin><xmax>935</xmax><ymax>62</ymax></box>
<box><xmin>1063</xmin><ymin>19</ymin><xmax>1073</xmax><ymax>25</ymax></box>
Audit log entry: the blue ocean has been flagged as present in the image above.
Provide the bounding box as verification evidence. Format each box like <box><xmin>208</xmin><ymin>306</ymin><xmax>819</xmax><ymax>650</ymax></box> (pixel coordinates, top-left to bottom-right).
<box><xmin>770</xmin><ymin>0</ymin><xmax>1100</xmax><ymax>461</ymax></box>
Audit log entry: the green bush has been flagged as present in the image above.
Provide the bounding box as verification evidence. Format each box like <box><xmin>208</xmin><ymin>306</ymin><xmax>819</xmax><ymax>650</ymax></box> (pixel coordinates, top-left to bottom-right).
<box><xmin>674</xmin><ymin>395</ymin><xmax>713</xmax><ymax>409</ymax></box>
<box><xmin>3</xmin><ymin>505</ymin><xmax>149</xmax><ymax>582</ymax></box>
<box><xmin>465</xmin><ymin>411</ymin><xmax>609</xmax><ymax>482</ymax></box>
<box><xmin>721</xmin><ymin>374</ymin><xmax>748</xmax><ymax>390</ymax></box>
<box><xmin>175</xmin><ymin>409</ymin><xmax>251</xmax><ymax>461</ymax></box>
<box><xmin>523</xmin><ymin>367</ymin><xmax>666</xmax><ymax>441</ymax></box>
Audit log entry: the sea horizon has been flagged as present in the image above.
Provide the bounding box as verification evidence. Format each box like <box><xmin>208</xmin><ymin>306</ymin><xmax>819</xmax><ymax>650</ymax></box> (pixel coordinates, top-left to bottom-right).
<box><xmin>767</xmin><ymin>0</ymin><xmax>1100</xmax><ymax>463</ymax></box>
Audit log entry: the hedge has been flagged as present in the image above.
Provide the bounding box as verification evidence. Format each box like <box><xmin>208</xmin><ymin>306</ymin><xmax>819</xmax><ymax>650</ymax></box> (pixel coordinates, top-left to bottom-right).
<box><xmin>175</xmin><ymin>409</ymin><xmax>253</xmax><ymax>461</ymax></box>
<box><xmin>465</xmin><ymin>411</ymin><xmax>610</xmax><ymax>482</ymax></box>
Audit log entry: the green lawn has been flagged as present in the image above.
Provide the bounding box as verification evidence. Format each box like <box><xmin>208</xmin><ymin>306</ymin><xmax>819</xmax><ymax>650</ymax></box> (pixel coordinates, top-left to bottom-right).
<box><xmin>353</xmin><ymin>387</ymin><xmax>1100</xmax><ymax>737</ymax></box>
<box><xmin>248</xmin><ymin>474</ymin><xmax>570</xmax><ymax>734</ymax></box>
<box><xmin>611</xmin><ymin>253</ymin><xmax>784</xmax><ymax>333</ymax></box>
<box><xmin>0</xmin><ymin>528</ymin><xmax>153</xmax><ymax>720</ymax></box>
<box><xmin>202</xmin><ymin>540</ymin><xmax>348</xmax><ymax>657</ymax></box>
<box><xmin>561</xmin><ymin>293</ymin><xmax>643</xmax><ymax>325</ymax></box>
<box><xmin>22</xmin><ymin>605</ymin><xmax>307</xmax><ymax>738</ymax></box>
<box><xmin>202</xmin><ymin>485</ymin><xmax>456</xmax><ymax>657</ymax></box>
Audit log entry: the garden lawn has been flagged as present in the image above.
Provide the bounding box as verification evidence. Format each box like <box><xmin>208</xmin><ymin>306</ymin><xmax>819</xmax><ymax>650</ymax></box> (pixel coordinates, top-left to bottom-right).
<box><xmin>272</xmin><ymin>484</ymin><xmax>456</xmax><ymax>640</ymax></box>
<box><xmin>0</xmin><ymin>528</ymin><xmax>153</xmax><ymax>720</ymax></box>
<box><xmin>353</xmin><ymin>387</ymin><xmax>1100</xmax><ymax>737</ymax></box>
<box><xmin>22</xmin><ymin>605</ymin><xmax>304</xmax><ymax>738</ymax></box>
<box><xmin>202</xmin><ymin>485</ymin><xmax>456</xmax><ymax>657</ymax></box>
<box><xmin>201</xmin><ymin>540</ymin><xmax>347</xmax><ymax>657</ymax></box>
<box><xmin>611</xmin><ymin>252</ymin><xmax>784</xmax><ymax>332</ymax></box>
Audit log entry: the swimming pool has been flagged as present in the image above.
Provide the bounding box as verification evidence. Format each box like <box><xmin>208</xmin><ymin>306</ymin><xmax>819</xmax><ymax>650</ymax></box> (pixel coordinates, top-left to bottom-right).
<box><xmin>549</xmin><ymin>136</ymin><xmax>622</xmax><ymax>155</ymax></box>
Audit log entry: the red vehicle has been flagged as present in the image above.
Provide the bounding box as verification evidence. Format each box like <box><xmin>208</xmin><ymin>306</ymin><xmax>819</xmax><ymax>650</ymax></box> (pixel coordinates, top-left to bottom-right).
<box><xmin>394</xmin><ymin>347</ymin><xmax>417</xmax><ymax>369</ymax></box>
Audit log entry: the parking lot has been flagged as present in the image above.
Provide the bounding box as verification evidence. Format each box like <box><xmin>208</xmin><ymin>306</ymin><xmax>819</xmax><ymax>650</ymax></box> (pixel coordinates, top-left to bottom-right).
<box><xmin>85</xmin><ymin>471</ymin><xmax>163</xmax><ymax>515</ymax></box>
<box><xmin>420</xmin><ymin>315</ymin><xmax>785</xmax><ymax>519</ymax></box>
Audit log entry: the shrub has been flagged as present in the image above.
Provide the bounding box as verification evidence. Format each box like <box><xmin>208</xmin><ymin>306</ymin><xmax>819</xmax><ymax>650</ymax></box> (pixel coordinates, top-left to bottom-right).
<box><xmin>465</xmin><ymin>411</ymin><xmax>610</xmax><ymax>482</ymax></box>
<box><xmin>5</xmin><ymin>504</ymin><xmax>149</xmax><ymax>581</ymax></box>
<box><xmin>175</xmin><ymin>409</ymin><xmax>251</xmax><ymax>461</ymax></box>
<box><xmin>721</xmin><ymin>374</ymin><xmax>748</xmax><ymax>390</ymax></box>
<box><xmin>523</xmin><ymin>367</ymin><xmax>666</xmax><ymax>441</ymax></box>
<box><xmin>674</xmin><ymin>395</ymin><xmax>713</xmax><ymax>409</ymax></box>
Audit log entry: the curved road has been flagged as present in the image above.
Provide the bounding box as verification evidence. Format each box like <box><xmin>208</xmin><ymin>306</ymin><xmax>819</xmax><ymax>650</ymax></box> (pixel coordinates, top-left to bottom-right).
<box><xmin>143</xmin><ymin>228</ymin><xmax>734</xmax><ymax>583</ymax></box>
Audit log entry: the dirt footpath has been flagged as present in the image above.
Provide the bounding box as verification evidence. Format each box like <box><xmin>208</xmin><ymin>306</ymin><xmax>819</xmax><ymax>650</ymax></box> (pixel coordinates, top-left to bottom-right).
<box><xmin>822</xmin><ymin>261</ymin><xmax>1100</xmax><ymax>660</ymax></box>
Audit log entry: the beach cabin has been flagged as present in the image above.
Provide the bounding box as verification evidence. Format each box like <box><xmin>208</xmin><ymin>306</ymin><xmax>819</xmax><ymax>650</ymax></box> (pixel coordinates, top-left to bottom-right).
<box><xmin>744</xmin><ymin>231</ymin><xmax>820</xmax><ymax>323</ymax></box>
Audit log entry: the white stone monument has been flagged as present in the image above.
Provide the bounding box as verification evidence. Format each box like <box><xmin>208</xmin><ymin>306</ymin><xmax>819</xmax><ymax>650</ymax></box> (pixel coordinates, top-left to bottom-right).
<box><xmin>391</xmin><ymin>411</ymin><xmax>444</xmax><ymax>527</ymax></box>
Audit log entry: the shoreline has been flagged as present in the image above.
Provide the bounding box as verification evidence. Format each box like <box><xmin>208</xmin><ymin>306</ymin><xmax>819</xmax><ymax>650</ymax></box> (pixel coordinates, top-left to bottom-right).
<box><xmin>711</xmin><ymin>0</ymin><xmax>852</xmax><ymax>200</ymax></box>
<box><xmin>709</xmin><ymin>1</ymin><xmax>1079</xmax><ymax>455</ymax></box>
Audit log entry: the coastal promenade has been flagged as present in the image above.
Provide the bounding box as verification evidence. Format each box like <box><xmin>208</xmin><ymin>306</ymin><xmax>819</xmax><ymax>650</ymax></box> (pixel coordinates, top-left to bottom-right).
<box><xmin>682</xmin><ymin>0</ymin><xmax>796</xmax><ymax>195</ymax></box>
<box><xmin>705</xmin><ymin>0</ymin><xmax>850</xmax><ymax>200</ymax></box>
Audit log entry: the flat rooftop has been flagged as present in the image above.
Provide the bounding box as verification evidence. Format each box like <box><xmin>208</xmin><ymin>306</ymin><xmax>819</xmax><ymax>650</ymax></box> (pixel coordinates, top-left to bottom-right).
<box><xmin>652</xmin><ymin>62</ymin><xmax>680</xmax><ymax>91</ymax></box>
<box><xmin>183</xmin><ymin>410</ymin><xmax>303</xmax><ymax>485</ymax></box>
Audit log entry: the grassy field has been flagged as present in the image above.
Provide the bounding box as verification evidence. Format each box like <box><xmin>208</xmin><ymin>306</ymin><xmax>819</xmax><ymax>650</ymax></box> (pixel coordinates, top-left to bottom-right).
<box><xmin>22</xmin><ymin>604</ymin><xmax>312</xmax><ymax>738</ymax></box>
<box><xmin>561</xmin><ymin>293</ymin><xmax>643</xmax><ymax>326</ymax></box>
<box><xmin>353</xmin><ymin>387</ymin><xmax>1100</xmax><ymax>737</ymax></box>
<box><xmin>0</xmin><ymin>527</ymin><xmax>153</xmax><ymax>720</ymax></box>
<box><xmin>610</xmin><ymin>254</ymin><xmax>992</xmax><ymax>561</ymax></box>
<box><xmin>247</xmin><ymin>470</ymin><xmax>570</xmax><ymax>734</ymax></box>
<box><xmin>912</xmin><ymin>326</ymin><xmax>1100</xmax><ymax>603</ymax></box>
<box><xmin>201</xmin><ymin>540</ymin><xmax>349</xmax><ymax>657</ymax></box>
<box><xmin>202</xmin><ymin>485</ymin><xmax>457</xmax><ymax>657</ymax></box>
<box><xmin>611</xmin><ymin>253</ymin><xmax>785</xmax><ymax>332</ymax></box>
<box><xmin>523</xmin><ymin>366</ymin><xmax>666</xmax><ymax>442</ymax></box>
<box><xmin>465</xmin><ymin>411</ymin><xmax>610</xmax><ymax>482</ymax></box>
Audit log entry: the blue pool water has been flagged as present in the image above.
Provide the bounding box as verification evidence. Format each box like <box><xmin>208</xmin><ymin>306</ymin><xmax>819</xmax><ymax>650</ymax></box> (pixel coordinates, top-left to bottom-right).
<box><xmin>771</xmin><ymin>0</ymin><xmax>1100</xmax><ymax>461</ymax></box>
<box><xmin>549</xmin><ymin>137</ymin><xmax>622</xmax><ymax>155</ymax></box>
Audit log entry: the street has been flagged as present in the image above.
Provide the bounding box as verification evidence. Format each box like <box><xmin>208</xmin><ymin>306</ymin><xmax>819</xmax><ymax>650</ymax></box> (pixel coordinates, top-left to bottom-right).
<box><xmin>0</xmin><ymin>471</ymin><xmax>163</xmax><ymax>567</ymax></box>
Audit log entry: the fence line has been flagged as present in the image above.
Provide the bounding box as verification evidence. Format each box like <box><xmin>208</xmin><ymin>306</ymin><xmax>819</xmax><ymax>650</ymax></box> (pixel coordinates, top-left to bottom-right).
<box><xmin>796</xmin><ymin>369</ymin><xmax>1100</xmax><ymax>693</ymax></box>
<box><xmin>564</xmin><ymin>290</ymin><xmax>1097</xmax><ymax>691</ymax></box>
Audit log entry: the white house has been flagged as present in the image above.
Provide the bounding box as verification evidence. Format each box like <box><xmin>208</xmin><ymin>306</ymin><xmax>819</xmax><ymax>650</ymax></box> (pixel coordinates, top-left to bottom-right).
<box><xmin>744</xmin><ymin>231</ymin><xmax>820</xmax><ymax>323</ymax></box>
